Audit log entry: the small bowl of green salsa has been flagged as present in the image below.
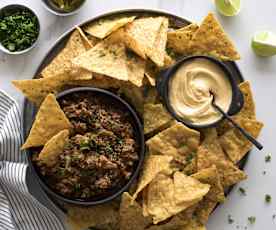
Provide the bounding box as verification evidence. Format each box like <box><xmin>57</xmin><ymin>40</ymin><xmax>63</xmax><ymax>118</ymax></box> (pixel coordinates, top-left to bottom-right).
<box><xmin>41</xmin><ymin>0</ymin><xmax>86</xmax><ymax>16</ymax></box>
<box><xmin>0</xmin><ymin>4</ymin><xmax>40</xmax><ymax>55</ymax></box>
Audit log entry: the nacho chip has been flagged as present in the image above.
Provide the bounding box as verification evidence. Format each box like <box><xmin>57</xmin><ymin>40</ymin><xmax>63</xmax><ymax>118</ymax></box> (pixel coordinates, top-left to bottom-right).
<box><xmin>167</xmin><ymin>23</ymin><xmax>199</xmax><ymax>54</ymax></box>
<box><xmin>132</xmin><ymin>155</ymin><xmax>173</xmax><ymax>200</ymax></box>
<box><xmin>84</xmin><ymin>16</ymin><xmax>136</xmax><ymax>39</ymax></box>
<box><xmin>147</xmin><ymin>18</ymin><xmax>169</xmax><ymax>67</ymax></box>
<box><xmin>21</xmin><ymin>94</ymin><xmax>71</xmax><ymax>149</ymax></box>
<box><xmin>219</xmin><ymin>118</ymin><xmax>263</xmax><ymax>163</ymax></box>
<box><xmin>182</xmin><ymin>217</ymin><xmax>207</xmax><ymax>230</ymax></box>
<box><xmin>72</xmin><ymin>39</ymin><xmax>129</xmax><ymax>81</ymax></box>
<box><xmin>174</xmin><ymin>172</ymin><xmax>210</xmax><ymax>204</ymax></box>
<box><xmin>145</xmin><ymin>60</ymin><xmax>159</xmax><ymax>86</ymax></box>
<box><xmin>237</xmin><ymin>81</ymin><xmax>256</xmax><ymax>119</ymax></box>
<box><xmin>194</xmin><ymin>199</ymin><xmax>217</xmax><ymax>224</ymax></box>
<box><xmin>41</xmin><ymin>29</ymin><xmax>92</xmax><ymax>79</ymax></box>
<box><xmin>38</xmin><ymin>129</ymin><xmax>69</xmax><ymax>167</ymax></box>
<box><xmin>120</xmin><ymin>192</ymin><xmax>152</xmax><ymax>230</ymax></box>
<box><xmin>12</xmin><ymin>74</ymin><xmax>70</xmax><ymax>106</ymax></box>
<box><xmin>144</xmin><ymin>104</ymin><xmax>173</xmax><ymax>135</ymax></box>
<box><xmin>146</xmin><ymin>122</ymin><xmax>200</xmax><ymax>163</ymax></box>
<box><xmin>66</xmin><ymin>202</ymin><xmax>119</xmax><ymax>230</ymax></box>
<box><xmin>197</xmin><ymin>145</ymin><xmax>247</xmax><ymax>188</ymax></box>
<box><xmin>126</xmin><ymin>51</ymin><xmax>146</xmax><ymax>87</ymax></box>
<box><xmin>76</xmin><ymin>26</ymin><xmax>93</xmax><ymax>50</ymax></box>
<box><xmin>192</xmin><ymin>165</ymin><xmax>225</xmax><ymax>202</ymax></box>
<box><xmin>144</xmin><ymin>87</ymin><xmax>159</xmax><ymax>104</ymax></box>
<box><xmin>146</xmin><ymin>173</ymin><xmax>208</xmax><ymax>224</ymax></box>
<box><xmin>147</xmin><ymin>215</ymin><xmax>189</xmax><ymax>230</ymax></box>
<box><xmin>163</xmin><ymin>53</ymin><xmax>176</xmax><ymax>68</ymax></box>
<box><xmin>118</xmin><ymin>83</ymin><xmax>144</xmax><ymax>116</ymax></box>
<box><xmin>197</xmin><ymin>129</ymin><xmax>247</xmax><ymax>188</ymax></box>
<box><xmin>189</xmin><ymin>13</ymin><xmax>240</xmax><ymax>61</ymax></box>
<box><xmin>217</xmin><ymin>81</ymin><xmax>256</xmax><ymax>136</ymax></box>
<box><xmin>122</xmin><ymin>17</ymin><xmax>165</xmax><ymax>59</ymax></box>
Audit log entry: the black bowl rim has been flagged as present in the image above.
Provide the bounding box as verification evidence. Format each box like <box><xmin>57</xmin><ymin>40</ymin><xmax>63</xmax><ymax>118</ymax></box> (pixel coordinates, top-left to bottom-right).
<box><xmin>157</xmin><ymin>55</ymin><xmax>242</xmax><ymax>129</ymax></box>
<box><xmin>0</xmin><ymin>4</ymin><xmax>41</xmax><ymax>54</ymax></box>
<box><xmin>27</xmin><ymin>87</ymin><xmax>145</xmax><ymax>206</ymax></box>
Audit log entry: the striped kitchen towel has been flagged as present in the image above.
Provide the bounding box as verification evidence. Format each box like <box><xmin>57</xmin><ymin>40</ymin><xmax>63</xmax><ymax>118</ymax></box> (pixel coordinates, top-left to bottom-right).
<box><xmin>0</xmin><ymin>90</ymin><xmax>65</xmax><ymax>230</ymax></box>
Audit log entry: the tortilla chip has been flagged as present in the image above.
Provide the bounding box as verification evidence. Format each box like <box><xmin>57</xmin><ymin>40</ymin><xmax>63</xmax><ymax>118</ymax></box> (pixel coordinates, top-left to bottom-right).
<box><xmin>68</xmin><ymin>73</ymin><xmax>123</xmax><ymax>89</ymax></box>
<box><xmin>219</xmin><ymin>118</ymin><xmax>263</xmax><ymax>163</ymax></box>
<box><xmin>189</xmin><ymin>13</ymin><xmax>240</xmax><ymax>61</ymax></box>
<box><xmin>38</xmin><ymin>129</ymin><xmax>69</xmax><ymax>167</ymax></box>
<box><xmin>146</xmin><ymin>122</ymin><xmax>200</xmax><ymax>163</ymax></box>
<box><xmin>12</xmin><ymin>75</ymin><xmax>65</xmax><ymax>106</ymax></box>
<box><xmin>144</xmin><ymin>104</ymin><xmax>172</xmax><ymax>135</ymax></box>
<box><xmin>167</xmin><ymin>23</ymin><xmax>199</xmax><ymax>54</ymax></box>
<box><xmin>66</xmin><ymin>202</ymin><xmax>119</xmax><ymax>230</ymax></box>
<box><xmin>41</xmin><ymin>29</ymin><xmax>92</xmax><ymax>79</ymax></box>
<box><xmin>132</xmin><ymin>155</ymin><xmax>173</xmax><ymax>200</ymax></box>
<box><xmin>197</xmin><ymin>130</ymin><xmax>247</xmax><ymax>188</ymax></box>
<box><xmin>76</xmin><ymin>26</ymin><xmax>93</xmax><ymax>50</ymax></box>
<box><xmin>122</xmin><ymin>17</ymin><xmax>165</xmax><ymax>59</ymax></box>
<box><xmin>126</xmin><ymin>51</ymin><xmax>146</xmax><ymax>87</ymax></box>
<box><xmin>217</xmin><ymin>81</ymin><xmax>256</xmax><ymax>136</ymax></box>
<box><xmin>182</xmin><ymin>157</ymin><xmax>197</xmax><ymax>175</ymax></box>
<box><xmin>21</xmin><ymin>94</ymin><xmax>71</xmax><ymax>149</ymax></box>
<box><xmin>163</xmin><ymin>53</ymin><xmax>176</xmax><ymax>68</ymax></box>
<box><xmin>146</xmin><ymin>173</ymin><xmax>208</xmax><ymax>224</ymax></box>
<box><xmin>120</xmin><ymin>192</ymin><xmax>152</xmax><ymax>230</ymax></box>
<box><xmin>147</xmin><ymin>215</ymin><xmax>189</xmax><ymax>230</ymax></box>
<box><xmin>145</xmin><ymin>60</ymin><xmax>159</xmax><ymax>86</ymax></box>
<box><xmin>144</xmin><ymin>87</ymin><xmax>158</xmax><ymax>104</ymax></box>
<box><xmin>181</xmin><ymin>217</ymin><xmax>206</xmax><ymax>230</ymax></box>
<box><xmin>147</xmin><ymin>18</ymin><xmax>169</xmax><ymax>67</ymax></box>
<box><xmin>237</xmin><ymin>81</ymin><xmax>256</xmax><ymax>119</ymax></box>
<box><xmin>195</xmin><ymin>199</ymin><xmax>217</xmax><ymax>224</ymax></box>
<box><xmin>72</xmin><ymin>39</ymin><xmax>129</xmax><ymax>81</ymax></box>
<box><xmin>192</xmin><ymin>165</ymin><xmax>225</xmax><ymax>202</ymax></box>
<box><xmin>118</xmin><ymin>83</ymin><xmax>144</xmax><ymax>116</ymax></box>
<box><xmin>84</xmin><ymin>16</ymin><xmax>136</xmax><ymax>39</ymax></box>
<box><xmin>174</xmin><ymin>172</ymin><xmax>210</xmax><ymax>204</ymax></box>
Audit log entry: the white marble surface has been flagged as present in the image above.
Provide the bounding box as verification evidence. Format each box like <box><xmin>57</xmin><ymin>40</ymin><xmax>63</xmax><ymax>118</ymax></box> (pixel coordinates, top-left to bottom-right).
<box><xmin>1</xmin><ymin>0</ymin><xmax>276</xmax><ymax>229</ymax></box>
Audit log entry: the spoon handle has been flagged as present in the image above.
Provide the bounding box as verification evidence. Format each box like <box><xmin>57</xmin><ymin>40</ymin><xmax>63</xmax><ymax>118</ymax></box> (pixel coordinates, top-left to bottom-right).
<box><xmin>213</xmin><ymin>104</ymin><xmax>263</xmax><ymax>150</ymax></box>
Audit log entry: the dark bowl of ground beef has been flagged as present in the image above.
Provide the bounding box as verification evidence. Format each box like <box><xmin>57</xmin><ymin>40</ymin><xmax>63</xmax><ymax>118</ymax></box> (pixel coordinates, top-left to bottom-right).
<box><xmin>28</xmin><ymin>87</ymin><xmax>145</xmax><ymax>206</ymax></box>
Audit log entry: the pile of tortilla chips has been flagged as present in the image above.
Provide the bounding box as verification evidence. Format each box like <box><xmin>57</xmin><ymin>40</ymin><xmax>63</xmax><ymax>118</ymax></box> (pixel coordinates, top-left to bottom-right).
<box><xmin>13</xmin><ymin>12</ymin><xmax>264</xmax><ymax>230</ymax></box>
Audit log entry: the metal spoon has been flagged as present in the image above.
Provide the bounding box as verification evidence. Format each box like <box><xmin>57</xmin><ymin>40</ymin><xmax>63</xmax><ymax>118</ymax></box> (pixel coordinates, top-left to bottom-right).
<box><xmin>211</xmin><ymin>93</ymin><xmax>263</xmax><ymax>150</ymax></box>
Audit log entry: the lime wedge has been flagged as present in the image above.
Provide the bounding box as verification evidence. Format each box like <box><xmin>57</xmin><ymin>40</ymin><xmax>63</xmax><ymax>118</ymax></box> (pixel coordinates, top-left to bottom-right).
<box><xmin>215</xmin><ymin>0</ymin><xmax>241</xmax><ymax>16</ymax></box>
<box><xmin>252</xmin><ymin>31</ymin><xmax>276</xmax><ymax>57</ymax></box>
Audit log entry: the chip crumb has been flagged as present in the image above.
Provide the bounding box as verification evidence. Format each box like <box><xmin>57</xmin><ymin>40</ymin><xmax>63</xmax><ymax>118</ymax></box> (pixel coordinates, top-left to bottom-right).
<box><xmin>262</xmin><ymin>171</ymin><xmax>267</xmax><ymax>175</ymax></box>
<box><xmin>248</xmin><ymin>216</ymin><xmax>256</xmax><ymax>224</ymax></box>
<box><xmin>272</xmin><ymin>214</ymin><xmax>276</xmax><ymax>219</ymax></box>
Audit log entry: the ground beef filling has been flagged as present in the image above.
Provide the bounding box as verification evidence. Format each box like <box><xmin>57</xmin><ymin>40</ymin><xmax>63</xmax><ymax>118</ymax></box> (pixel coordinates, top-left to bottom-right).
<box><xmin>33</xmin><ymin>93</ymin><xmax>139</xmax><ymax>199</ymax></box>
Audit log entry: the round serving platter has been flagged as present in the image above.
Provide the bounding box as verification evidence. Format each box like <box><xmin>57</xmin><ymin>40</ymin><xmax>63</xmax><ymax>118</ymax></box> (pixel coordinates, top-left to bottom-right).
<box><xmin>23</xmin><ymin>9</ymin><xmax>248</xmax><ymax>211</ymax></box>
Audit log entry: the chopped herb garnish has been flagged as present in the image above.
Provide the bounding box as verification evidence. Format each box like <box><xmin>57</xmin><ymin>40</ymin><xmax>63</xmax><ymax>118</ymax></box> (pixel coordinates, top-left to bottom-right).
<box><xmin>248</xmin><ymin>216</ymin><xmax>256</xmax><ymax>224</ymax></box>
<box><xmin>0</xmin><ymin>9</ymin><xmax>39</xmax><ymax>52</ymax></box>
<box><xmin>265</xmin><ymin>194</ymin><xmax>272</xmax><ymax>203</ymax></box>
<box><xmin>238</xmin><ymin>187</ymin><xmax>246</xmax><ymax>196</ymax></box>
<box><xmin>228</xmin><ymin>215</ymin><xmax>234</xmax><ymax>224</ymax></box>
<box><xmin>265</xmin><ymin>154</ymin><xmax>271</xmax><ymax>162</ymax></box>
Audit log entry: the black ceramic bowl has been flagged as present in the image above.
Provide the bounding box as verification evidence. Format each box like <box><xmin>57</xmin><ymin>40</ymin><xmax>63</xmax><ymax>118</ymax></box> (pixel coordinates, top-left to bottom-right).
<box><xmin>156</xmin><ymin>55</ymin><xmax>244</xmax><ymax>129</ymax></box>
<box><xmin>27</xmin><ymin>87</ymin><xmax>145</xmax><ymax>206</ymax></box>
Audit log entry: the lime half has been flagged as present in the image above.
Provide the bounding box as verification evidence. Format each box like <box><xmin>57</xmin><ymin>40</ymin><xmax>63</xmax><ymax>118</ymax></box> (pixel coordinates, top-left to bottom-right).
<box><xmin>215</xmin><ymin>0</ymin><xmax>241</xmax><ymax>16</ymax></box>
<box><xmin>252</xmin><ymin>31</ymin><xmax>276</xmax><ymax>57</ymax></box>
